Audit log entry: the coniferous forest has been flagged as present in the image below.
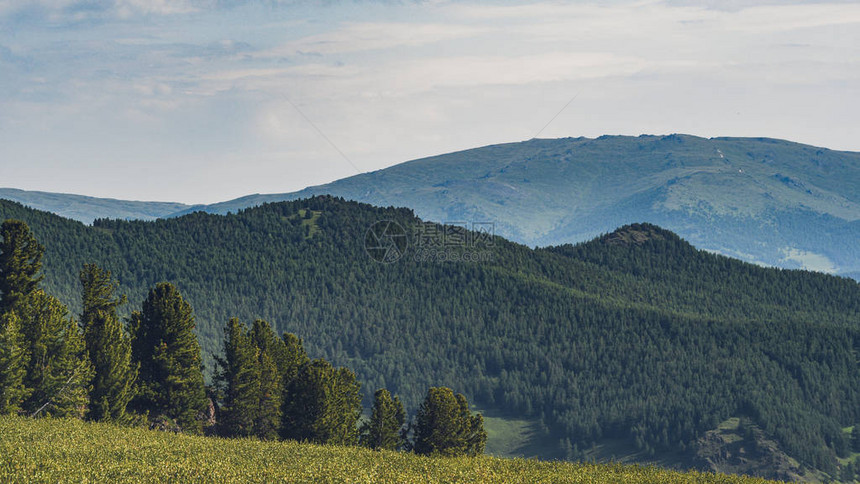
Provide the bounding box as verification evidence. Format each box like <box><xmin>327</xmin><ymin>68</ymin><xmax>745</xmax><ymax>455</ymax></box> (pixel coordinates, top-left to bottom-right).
<box><xmin>0</xmin><ymin>214</ymin><xmax>484</xmax><ymax>456</ymax></box>
<box><xmin>0</xmin><ymin>196</ymin><xmax>858</xmax><ymax>478</ymax></box>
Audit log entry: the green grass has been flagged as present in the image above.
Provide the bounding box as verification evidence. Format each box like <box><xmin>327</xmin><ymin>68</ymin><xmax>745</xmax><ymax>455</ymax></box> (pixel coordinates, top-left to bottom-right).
<box><xmin>298</xmin><ymin>209</ymin><xmax>321</xmax><ymax>238</ymax></box>
<box><xmin>477</xmin><ymin>408</ymin><xmax>560</xmax><ymax>459</ymax></box>
<box><xmin>0</xmin><ymin>416</ymin><xmax>781</xmax><ymax>483</ymax></box>
<box><xmin>718</xmin><ymin>418</ymin><xmax>741</xmax><ymax>431</ymax></box>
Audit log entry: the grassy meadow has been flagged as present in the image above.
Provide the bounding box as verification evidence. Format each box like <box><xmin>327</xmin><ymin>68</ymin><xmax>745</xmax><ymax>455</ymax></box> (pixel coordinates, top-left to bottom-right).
<box><xmin>0</xmin><ymin>416</ymin><xmax>782</xmax><ymax>483</ymax></box>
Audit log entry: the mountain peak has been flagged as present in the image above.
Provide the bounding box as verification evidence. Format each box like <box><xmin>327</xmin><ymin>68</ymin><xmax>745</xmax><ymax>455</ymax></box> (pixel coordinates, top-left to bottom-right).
<box><xmin>598</xmin><ymin>223</ymin><xmax>672</xmax><ymax>247</ymax></box>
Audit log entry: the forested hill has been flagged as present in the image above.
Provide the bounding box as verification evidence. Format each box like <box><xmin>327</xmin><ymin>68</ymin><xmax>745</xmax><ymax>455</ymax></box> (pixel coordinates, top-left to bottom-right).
<box><xmin>7</xmin><ymin>135</ymin><xmax>860</xmax><ymax>279</ymax></box>
<box><xmin>178</xmin><ymin>135</ymin><xmax>860</xmax><ymax>279</ymax></box>
<box><xmin>1</xmin><ymin>196</ymin><xmax>858</xmax><ymax>480</ymax></box>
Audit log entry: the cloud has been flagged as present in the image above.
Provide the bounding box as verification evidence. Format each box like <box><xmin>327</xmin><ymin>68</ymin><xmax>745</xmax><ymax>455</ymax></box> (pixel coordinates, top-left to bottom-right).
<box><xmin>259</xmin><ymin>21</ymin><xmax>488</xmax><ymax>57</ymax></box>
<box><xmin>373</xmin><ymin>52</ymin><xmax>647</xmax><ymax>92</ymax></box>
<box><xmin>113</xmin><ymin>0</ymin><xmax>199</xmax><ymax>18</ymax></box>
<box><xmin>0</xmin><ymin>0</ymin><xmax>200</xmax><ymax>24</ymax></box>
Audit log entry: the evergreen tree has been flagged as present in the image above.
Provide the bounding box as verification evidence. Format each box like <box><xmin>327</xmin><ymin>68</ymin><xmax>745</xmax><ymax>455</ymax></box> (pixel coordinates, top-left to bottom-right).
<box><xmin>18</xmin><ymin>291</ymin><xmax>93</xmax><ymax>418</ymax></box>
<box><xmin>130</xmin><ymin>282</ymin><xmax>207</xmax><ymax>433</ymax></box>
<box><xmin>80</xmin><ymin>264</ymin><xmax>137</xmax><ymax>422</ymax></box>
<box><xmin>278</xmin><ymin>332</ymin><xmax>310</xmax><ymax>388</ymax></box>
<box><xmin>360</xmin><ymin>388</ymin><xmax>406</xmax><ymax>451</ymax></box>
<box><xmin>216</xmin><ymin>318</ymin><xmax>259</xmax><ymax>438</ymax></box>
<box><xmin>0</xmin><ymin>220</ymin><xmax>91</xmax><ymax>418</ymax></box>
<box><xmin>0</xmin><ymin>312</ymin><xmax>29</xmax><ymax>414</ymax></box>
<box><xmin>281</xmin><ymin>358</ymin><xmax>362</xmax><ymax>445</ymax></box>
<box><xmin>217</xmin><ymin>318</ymin><xmax>290</xmax><ymax>440</ymax></box>
<box><xmin>249</xmin><ymin>320</ymin><xmax>283</xmax><ymax>440</ymax></box>
<box><xmin>456</xmin><ymin>392</ymin><xmax>487</xmax><ymax>456</ymax></box>
<box><xmin>0</xmin><ymin>220</ymin><xmax>44</xmax><ymax>316</ymax></box>
<box><xmin>412</xmin><ymin>387</ymin><xmax>486</xmax><ymax>457</ymax></box>
<box><xmin>852</xmin><ymin>425</ymin><xmax>860</xmax><ymax>453</ymax></box>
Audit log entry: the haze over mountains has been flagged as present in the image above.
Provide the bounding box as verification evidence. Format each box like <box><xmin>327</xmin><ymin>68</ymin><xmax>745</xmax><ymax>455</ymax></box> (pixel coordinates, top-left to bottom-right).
<box><xmin>0</xmin><ymin>188</ymin><xmax>192</xmax><ymax>224</ymax></box>
<box><xmin>5</xmin><ymin>134</ymin><xmax>860</xmax><ymax>278</ymax></box>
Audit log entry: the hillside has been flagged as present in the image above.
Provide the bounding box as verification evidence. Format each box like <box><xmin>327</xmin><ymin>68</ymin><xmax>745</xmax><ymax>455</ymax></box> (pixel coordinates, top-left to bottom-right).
<box><xmin>0</xmin><ymin>188</ymin><xmax>190</xmax><ymax>224</ymax></box>
<box><xmin>181</xmin><ymin>135</ymin><xmax>860</xmax><ymax>278</ymax></box>
<box><xmin>0</xmin><ymin>197</ymin><xmax>858</xmax><ymax>481</ymax></box>
<box><xmin>5</xmin><ymin>136</ymin><xmax>860</xmax><ymax>278</ymax></box>
<box><xmin>0</xmin><ymin>416</ymin><xmax>780</xmax><ymax>484</ymax></box>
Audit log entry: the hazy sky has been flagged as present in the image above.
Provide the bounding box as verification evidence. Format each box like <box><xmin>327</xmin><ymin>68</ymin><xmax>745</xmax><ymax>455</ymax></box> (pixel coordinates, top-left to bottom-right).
<box><xmin>1</xmin><ymin>0</ymin><xmax>858</xmax><ymax>204</ymax></box>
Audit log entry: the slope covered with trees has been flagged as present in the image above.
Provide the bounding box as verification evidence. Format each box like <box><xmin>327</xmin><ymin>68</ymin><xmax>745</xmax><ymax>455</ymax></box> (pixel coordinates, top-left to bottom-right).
<box><xmin>0</xmin><ymin>196</ymin><xmax>858</xmax><ymax>479</ymax></box>
<box><xmin>179</xmin><ymin>135</ymin><xmax>860</xmax><ymax>279</ymax></box>
<box><xmin>7</xmin><ymin>135</ymin><xmax>860</xmax><ymax>278</ymax></box>
<box><xmin>0</xmin><ymin>219</ymin><xmax>483</xmax><ymax>460</ymax></box>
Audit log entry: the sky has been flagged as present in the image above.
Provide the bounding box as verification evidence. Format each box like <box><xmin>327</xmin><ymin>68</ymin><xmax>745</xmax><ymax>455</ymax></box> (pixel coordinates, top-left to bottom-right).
<box><xmin>1</xmin><ymin>0</ymin><xmax>858</xmax><ymax>204</ymax></box>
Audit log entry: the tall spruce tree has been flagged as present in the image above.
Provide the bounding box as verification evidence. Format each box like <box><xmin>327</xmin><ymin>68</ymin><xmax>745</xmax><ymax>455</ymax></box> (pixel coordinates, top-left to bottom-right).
<box><xmin>130</xmin><ymin>282</ymin><xmax>207</xmax><ymax>433</ymax></box>
<box><xmin>19</xmin><ymin>291</ymin><xmax>93</xmax><ymax>418</ymax></box>
<box><xmin>1</xmin><ymin>220</ymin><xmax>91</xmax><ymax>418</ymax></box>
<box><xmin>249</xmin><ymin>319</ymin><xmax>284</xmax><ymax>440</ymax></box>
<box><xmin>0</xmin><ymin>312</ymin><xmax>29</xmax><ymax>414</ymax></box>
<box><xmin>216</xmin><ymin>318</ymin><xmax>259</xmax><ymax>438</ymax></box>
<box><xmin>216</xmin><ymin>318</ymin><xmax>289</xmax><ymax>440</ymax></box>
<box><xmin>455</xmin><ymin>392</ymin><xmax>487</xmax><ymax>456</ymax></box>
<box><xmin>80</xmin><ymin>264</ymin><xmax>137</xmax><ymax>422</ymax></box>
<box><xmin>281</xmin><ymin>358</ymin><xmax>362</xmax><ymax>445</ymax></box>
<box><xmin>412</xmin><ymin>387</ymin><xmax>486</xmax><ymax>457</ymax></box>
<box><xmin>278</xmin><ymin>332</ymin><xmax>310</xmax><ymax>388</ymax></box>
<box><xmin>360</xmin><ymin>388</ymin><xmax>406</xmax><ymax>451</ymax></box>
<box><xmin>852</xmin><ymin>425</ymin><xmax>860</xmax><ymax>453</ymax></box>
<box><xmin>0</xmin><ymin>220</ymin><xmax>44</xmax><ymax>316</ymax></box>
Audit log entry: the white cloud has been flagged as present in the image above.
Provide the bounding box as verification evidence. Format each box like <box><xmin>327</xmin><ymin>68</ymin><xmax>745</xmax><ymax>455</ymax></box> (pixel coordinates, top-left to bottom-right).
<box><xmin>259</xmin><ymin>21</ymin><xmax>488</xmax><ymax>57</ymax></box>
<box><xmin>114</xmin><ymin>0</ymin><xmax>198</xmax><ymax>18</ymax></box>
<box><xmin>0</xmin><ymin>0</ymin><xmax>200</xmax><ymax>23</ymax></box>
<box><xmin>719</xmin><ymin>2</ymin><xmax>860</xmax><ymax>32</ymax></box>
<box><xmin>376</xmin><ymin>52</ymin><xmax>647</xmax><ymax>92</ymax></box>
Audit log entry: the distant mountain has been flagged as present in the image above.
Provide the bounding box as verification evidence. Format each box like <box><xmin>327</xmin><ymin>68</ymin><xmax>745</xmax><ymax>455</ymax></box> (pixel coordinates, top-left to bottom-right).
<box><xmin>0</xmin><ymin>188</ymin><xmax>190</xmax><ymax>224</ymax></box>
<box><xmin>5</xmin><ymin>135</ymin><xmax>860</xmax><ymax>277</ymax></box>
<box><xmin>174</xmin><ymin>135</ymin><xmax>860</xmax><ymax>278</ymax></box>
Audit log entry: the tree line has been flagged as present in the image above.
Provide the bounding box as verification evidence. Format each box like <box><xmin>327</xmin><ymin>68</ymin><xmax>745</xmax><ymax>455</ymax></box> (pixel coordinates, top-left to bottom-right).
<box><xmin>0</xmin><ymin>219</ymin><xmax>485</xmax><ymax>456</ymax></box>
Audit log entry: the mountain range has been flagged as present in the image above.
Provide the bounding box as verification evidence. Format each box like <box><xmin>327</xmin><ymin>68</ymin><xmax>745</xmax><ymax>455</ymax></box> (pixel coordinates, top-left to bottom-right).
<box><xmin>3</xmin><ymin>134</ymin><xmax>860</xmax><ymax>279</ymax></box>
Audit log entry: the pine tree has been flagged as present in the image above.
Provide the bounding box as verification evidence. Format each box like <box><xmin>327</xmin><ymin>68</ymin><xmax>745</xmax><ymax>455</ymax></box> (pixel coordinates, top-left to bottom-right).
<box><xmin>0</xmin><ymin>220</ymin><xmax>44</xmax><ymax>316</ymax></box>
<box><xmin>456</xmin><ymin>392</ymin><xmax>487</xmax><ymax>456</ymax></box>
<box><xmin>852</xmin><ymin>425</ymin><xmax>860</xmax><ymax>453</ymax></box>
<box><xmin>217</xmin><ymin>319</ymin><xmax>293</xmax><ymax>440</ymax></box>
<box><xmin>360</xmin><ymin>388</ymin><xmax>406</xmax><ymax>451</ymax></box>
<box><xmin>80</xmin><ymin>264</ymin><xmax>137</xmax><ymax>422</ymax></box>
<box><xmin>1</xmin><ymin>220</ymin><xmax>91</xmax><ymax>418</ymax></box>
<box><xmin>412</xmin><ymin>387</ymin><xmax>486</xmax><ymax>457</ymax></box>
<box><xmin>0</xmin><ymin>312</ymin><xmax>29</xmax><ymax>414</ymax></box>
<box><xmin>281</xmin><ymin>358</ymin><xmax>362</xmax><ymax>445</ymax></box>
<box><xmin>216</xmin><ymin>318</ymin><xmax>259</xmax><ymax>438</ymax></box>
<box><xmin>18</xmin><ymin>291</ymin><xmax>93</xmax><ymax>418</ymax></box>
<box><xmin>249</xmin><ymin>320</ymin><xmax>283</xmax><ymax>440</ymax></box>
<box><xmin>278</xmin><ymin>332</ymin><xmax>310</xmax><ymax>388</ymax></box>
<box><xmin>130</xmin><ymin>282</ymin><xmax>207</xmax><ymax>433</ymax></box>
